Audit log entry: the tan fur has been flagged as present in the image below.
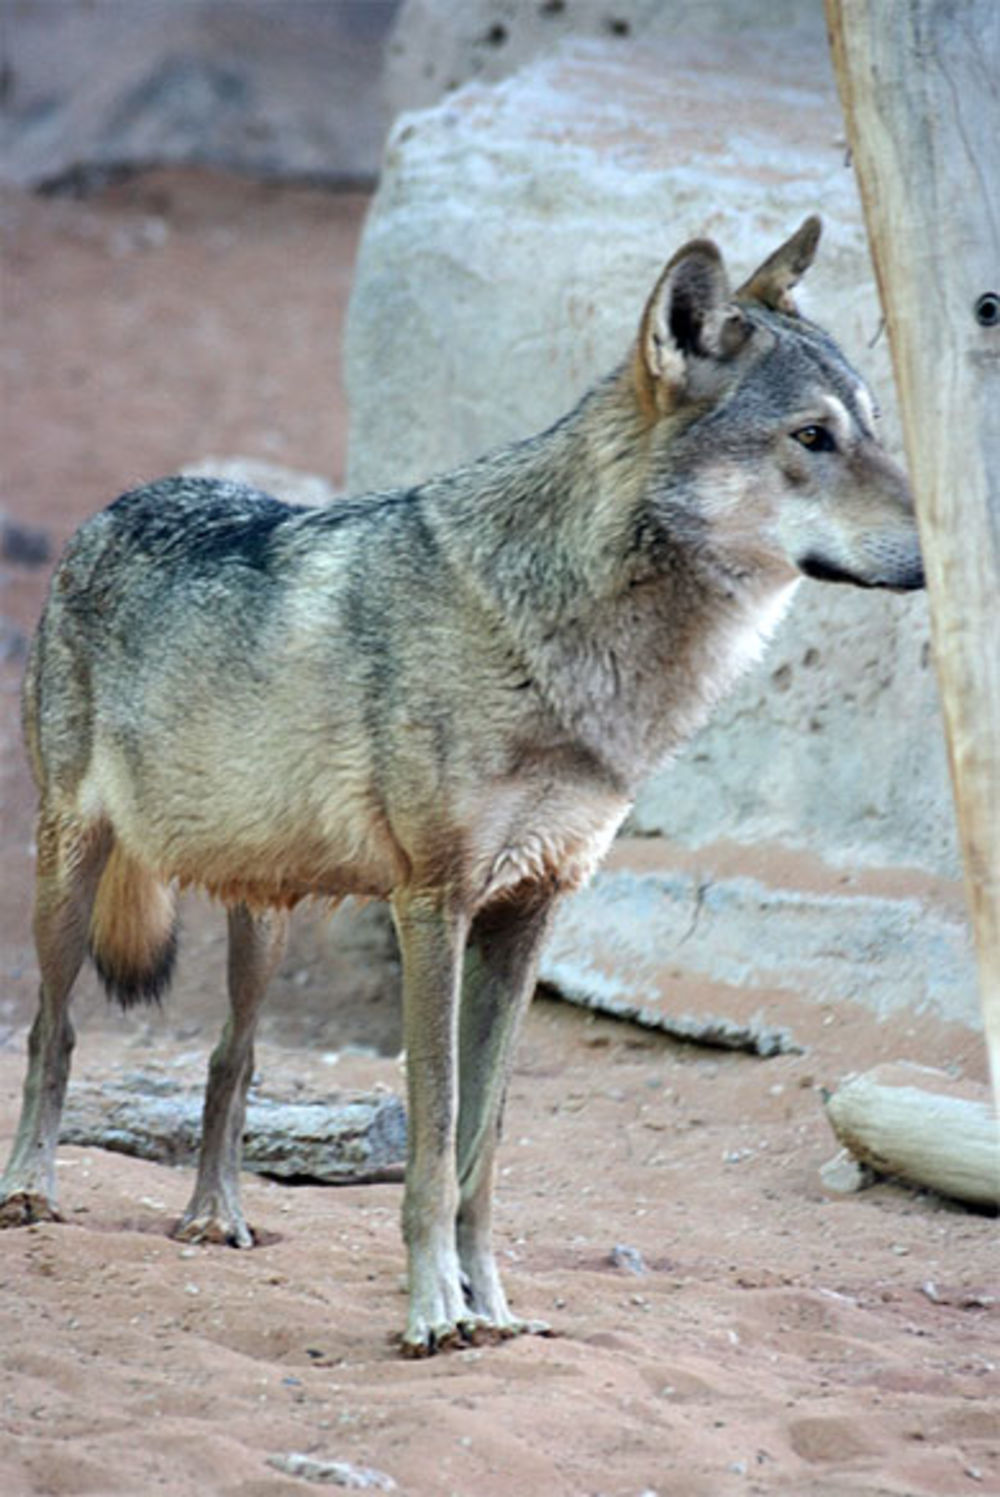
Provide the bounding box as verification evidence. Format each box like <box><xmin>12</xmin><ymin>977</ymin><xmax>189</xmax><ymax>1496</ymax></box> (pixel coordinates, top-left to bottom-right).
<box><xmin>89</xmin><ymin>845</ymin><xmax>177</xmax><ymax>989</ymax></box>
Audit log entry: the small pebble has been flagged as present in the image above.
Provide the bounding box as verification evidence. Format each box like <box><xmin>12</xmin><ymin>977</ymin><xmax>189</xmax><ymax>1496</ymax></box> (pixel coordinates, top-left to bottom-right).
<box><xmin>610</xmin><ymin>1243</ymin><xmax>648</xmax><ymax>1276</ymax></box>
<box><xmin>266</xmin><ymin>1452</ymin><xmax>396</xmax><ymax>1489</ymax></box>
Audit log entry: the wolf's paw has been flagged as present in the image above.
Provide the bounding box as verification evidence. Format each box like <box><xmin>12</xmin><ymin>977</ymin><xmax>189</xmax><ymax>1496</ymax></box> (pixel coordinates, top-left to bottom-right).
<box><xmin>0</xmin><ymin>1188</ymin><xmax>62</xmax><ymax>1228</ymax></box>
<box><xmin>459</xmin><ymin>1260</ymin><xmax>552</xmax><ymax>1342</ymax></box>
<box><xmin>399</xmin><ymin>1305</ymin><xmax>552</xmax><ymax>1357</ymax></box>
<box><xmin>173</xmin><ymin>1205</ymin><xmax>255</xmax><ymax>1250</ymax></box>
<box><xmin>490</xmin><ymin>1314</ymin><xmax>553</xmax><ymax>1340</ymax></box>
<box><xmin>399</xmin><ymin>1311</ymin><xmax>501</xmax><ymax>1359</ymax></box>
<box><xmin>522</xmin><ymin>1316</ymin><xmax>556</xmax><ymax>1339</ymax></box>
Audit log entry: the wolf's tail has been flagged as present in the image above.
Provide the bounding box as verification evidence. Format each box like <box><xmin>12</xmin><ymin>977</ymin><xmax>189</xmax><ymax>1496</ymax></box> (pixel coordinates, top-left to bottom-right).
<box><xmin>88</xmin><ymin>845</ymin><xmax>178</xmax><ymax>1008</ymax></box>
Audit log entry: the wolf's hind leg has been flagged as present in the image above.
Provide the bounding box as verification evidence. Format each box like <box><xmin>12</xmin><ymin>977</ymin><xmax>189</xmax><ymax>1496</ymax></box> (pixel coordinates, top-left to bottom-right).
<box><xmin>175</xmin><ymin>904</ymin><xmax>288</xmax><ymax>1248</ymax></box>
<box><xmin>0</xmin><ymin>816</ymin><xmax>111</xmax><ymax>1225</ymax></box>
<box><xmin>455</xmin><ymin>893</ymin><xmax>555</xmax><ymax>1336</ymax></box>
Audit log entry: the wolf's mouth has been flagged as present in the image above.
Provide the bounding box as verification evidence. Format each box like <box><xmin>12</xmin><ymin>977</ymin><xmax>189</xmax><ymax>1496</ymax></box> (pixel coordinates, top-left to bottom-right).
<box><xmin>799</xmin><ymin>554</ymin><xmax>870</xmax><ymax>586</ymax></box>
<box><xmin>798</xmin><ymin>554</ymin><xmax>925</xmax><ymax>592</ymax></box>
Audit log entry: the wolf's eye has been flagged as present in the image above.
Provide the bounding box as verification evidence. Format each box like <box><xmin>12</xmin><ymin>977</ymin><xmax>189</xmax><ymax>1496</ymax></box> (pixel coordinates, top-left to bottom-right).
<box><xmin>793</xmin><ymin>424</ymin><xmax>837</xmax><ymax>452</ymax></box>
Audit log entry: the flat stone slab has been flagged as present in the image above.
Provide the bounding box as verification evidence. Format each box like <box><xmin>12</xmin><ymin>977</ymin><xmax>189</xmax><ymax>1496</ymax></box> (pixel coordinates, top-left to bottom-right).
<box><xmin>539</xmin><ymin>840</ymin><xmax>978</xmax><ymax>1042</ymax></box>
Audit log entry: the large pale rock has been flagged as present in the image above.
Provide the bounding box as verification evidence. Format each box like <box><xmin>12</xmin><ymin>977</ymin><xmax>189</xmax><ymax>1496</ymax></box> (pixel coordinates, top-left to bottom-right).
<box><xmin>345</xmin><ymin>28</ymin><xmax>980</xmax><ymax>1029</ymax></box>
<box><xmin>346</xmin><ymin>28</ymin><xmax>955</xmax><ymax>877</ymax></box>
<box><xmin>350</xmin><ymin>27</ymin><xmax>888</xmax><ymax>486</ymax></box>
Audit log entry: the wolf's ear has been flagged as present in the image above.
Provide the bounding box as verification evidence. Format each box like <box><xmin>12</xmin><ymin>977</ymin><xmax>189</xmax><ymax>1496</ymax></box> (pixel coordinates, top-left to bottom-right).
<box><xmin>736</xmin><ymin>215</ymin><xmax>822</xmax><ymax>315</ymax></box>
<box><xmin>636</xmin><ymin>239</ymin><xmax>750</xmax><ymax>413</ymax></box>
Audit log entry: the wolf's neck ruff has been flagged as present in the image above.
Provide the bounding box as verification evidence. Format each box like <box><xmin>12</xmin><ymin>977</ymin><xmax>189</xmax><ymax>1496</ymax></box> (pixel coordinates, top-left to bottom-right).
<box><xmin>408</xmin><ymin>361</ymin><xmax>802</xmax><ymax>787</ymax></box>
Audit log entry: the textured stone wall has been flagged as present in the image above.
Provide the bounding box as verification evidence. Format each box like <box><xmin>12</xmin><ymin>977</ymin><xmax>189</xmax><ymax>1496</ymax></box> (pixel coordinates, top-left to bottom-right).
<box><xmin>384</xmin><ymin>0</ymin><xmax>819</xmax><ymax>115</ymax></box>
<box><xmin>344</xmin><ymin>13</ymin><xmax>981</xmax><ymax>1029</ymax></box>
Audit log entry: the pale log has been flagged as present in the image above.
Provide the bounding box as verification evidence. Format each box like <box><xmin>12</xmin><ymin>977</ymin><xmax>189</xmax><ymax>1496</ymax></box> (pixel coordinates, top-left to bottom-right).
<box><xmin>60</xmin><ymin>1078</ymin><xmax>407</xmax><ymax>1183</ymax></box>
<box><xmin>825</xmin><ymin>1064</ymin><xmax>999</xmax><ymax>1210</ymax></box>
<box><xmin>825</xmin><ymin>3</ymin><xmax>1000</xmax><ymax>1150</ymax></box>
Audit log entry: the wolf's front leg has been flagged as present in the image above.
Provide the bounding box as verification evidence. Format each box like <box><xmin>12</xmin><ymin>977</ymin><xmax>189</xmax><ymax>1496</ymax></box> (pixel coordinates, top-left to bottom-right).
<box><xmin>455</xmin><ymin>893</ymin><xmax>556</xmax><ymax>1336</ymax></box>
<box><xmin>175</xmin><ymin>905</ymin><xmax>287</xmax><ymax>1247</ymax></box>
<box><xmin>392</xmin><ymin>890</ymin><xmax>486</xmax><ymax>1355</ymax></box>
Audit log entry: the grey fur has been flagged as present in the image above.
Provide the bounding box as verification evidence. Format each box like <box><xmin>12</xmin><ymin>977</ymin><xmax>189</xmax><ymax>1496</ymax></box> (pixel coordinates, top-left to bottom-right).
<box><xmin>0</xmin><ymin>219</ymin><xmax>923</xmax><ymax>1354</ymax></box>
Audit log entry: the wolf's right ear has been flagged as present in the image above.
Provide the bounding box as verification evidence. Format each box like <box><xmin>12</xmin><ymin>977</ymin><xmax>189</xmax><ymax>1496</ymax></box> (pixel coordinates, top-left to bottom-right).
<box><xmin>635</xmin><ymin>240</ymin><xmax>750</xmax><ymax>415</ymax></box>
<box><xmin>736</xmin><ymin>215</ymin><xmax>822</xmax><ymax>314</ymax></box>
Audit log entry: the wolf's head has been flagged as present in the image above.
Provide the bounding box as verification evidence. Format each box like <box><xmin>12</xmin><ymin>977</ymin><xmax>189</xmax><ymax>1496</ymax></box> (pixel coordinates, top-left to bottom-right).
<box><xmin>632</xmin><ymin>217</ymin><xmax>924</xmax><ymax>593</ymax></box>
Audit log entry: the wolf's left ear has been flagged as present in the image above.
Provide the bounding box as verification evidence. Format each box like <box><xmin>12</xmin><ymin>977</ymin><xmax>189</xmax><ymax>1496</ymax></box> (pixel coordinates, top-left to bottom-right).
<box><xmin>736</xmin><ymin>215</ymin><xmax>822</xmax><ymax>315</ymax></box>
<box><xmin>636</xmin><ymin>239</ymin><xmax>750</xmax><ymax>413</ymax></box>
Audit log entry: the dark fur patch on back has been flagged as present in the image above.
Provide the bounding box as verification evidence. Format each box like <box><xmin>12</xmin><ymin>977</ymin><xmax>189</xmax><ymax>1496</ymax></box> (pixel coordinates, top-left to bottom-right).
<box><xmin>107</xmin><ymin>480</ymin><xmax>300</xmax><ymax>573</ymax></box>
<box><xmin>182</xmin><ymin>502</ymin><xmax>292</xmax><ymax>571</ymax></box>
<box><xmin>90</xmin><ymin>917</ymin><xmax>179</xmax><ymax>1010</ymax></box>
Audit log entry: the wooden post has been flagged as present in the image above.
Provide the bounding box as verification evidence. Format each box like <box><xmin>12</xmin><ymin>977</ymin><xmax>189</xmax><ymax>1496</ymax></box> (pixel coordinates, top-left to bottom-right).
<box><xmin>825</xmin><ymin>1</ymin><xmax>1000</xmax><ymax>1138</ymax></box>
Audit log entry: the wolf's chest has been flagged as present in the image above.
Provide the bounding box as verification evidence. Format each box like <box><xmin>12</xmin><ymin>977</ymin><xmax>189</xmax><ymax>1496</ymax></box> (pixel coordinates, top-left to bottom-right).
<box><xmin>465</xmin><ymin>781</ymin><xmax>630</xmax><ymax>909</ymax></box>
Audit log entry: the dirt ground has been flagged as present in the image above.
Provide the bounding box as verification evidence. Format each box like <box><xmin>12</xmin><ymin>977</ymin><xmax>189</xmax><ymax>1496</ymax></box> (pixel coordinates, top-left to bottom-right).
<box><xmin>0</xmin><ymin>170</ymin><xmax>997</xmax><ymax>1497</ymax></box>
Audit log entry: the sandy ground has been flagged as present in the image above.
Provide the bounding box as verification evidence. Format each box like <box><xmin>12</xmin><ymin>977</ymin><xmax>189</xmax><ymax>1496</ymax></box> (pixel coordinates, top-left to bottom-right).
<box><xmin>0</xmin><ymin>170</ymin><xmax>997</xmax><ymax>1497</ymax></box>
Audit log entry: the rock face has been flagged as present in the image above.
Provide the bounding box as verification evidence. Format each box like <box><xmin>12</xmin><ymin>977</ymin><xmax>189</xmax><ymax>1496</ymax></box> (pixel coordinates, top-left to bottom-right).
<box><xmin>346</xmin><ymin>25</ymin><xmax>953</xmax><ymax>878</ymax></box>
<box><xmin>384</xmin><ymin>0</ymin><xmax>818</xmax><ymax>115</ymax></box>
<box><xmin>345</xmin><ymin>22</ymin><xmax>979</xmax><ymax>1027</ymax></box>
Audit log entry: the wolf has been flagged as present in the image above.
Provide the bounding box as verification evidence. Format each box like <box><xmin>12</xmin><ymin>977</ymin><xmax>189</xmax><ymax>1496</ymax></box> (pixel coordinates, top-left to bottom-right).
<box><xmin>0</xmin><ymin>218</ymin><xmax>922</xmax><ymax>1354</ymax></box>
